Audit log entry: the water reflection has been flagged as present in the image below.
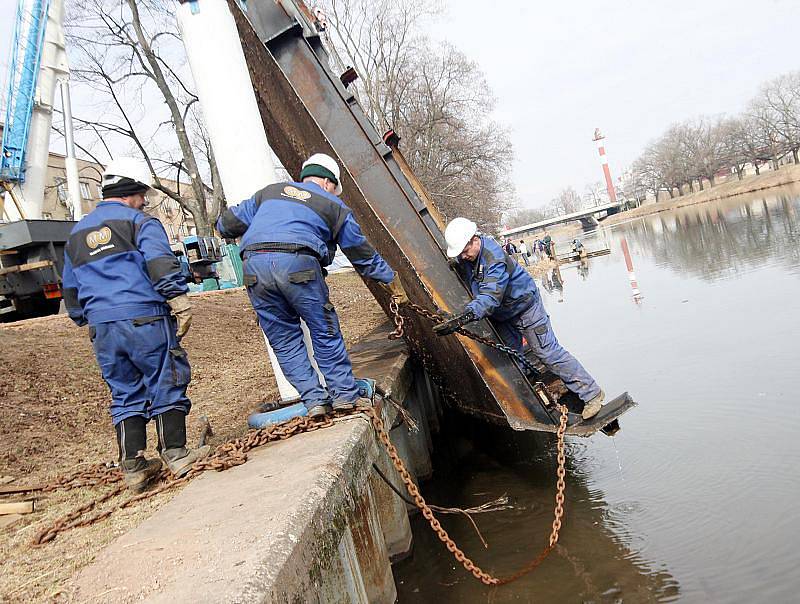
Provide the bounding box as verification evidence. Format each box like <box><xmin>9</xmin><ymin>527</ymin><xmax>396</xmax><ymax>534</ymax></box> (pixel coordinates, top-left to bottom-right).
<box><xmin>396</xmin><ymin>189</ymin><xmax>800</xmax><ymax>603</ymax></box>
<box><xmin>394</xmin><ymin>414</ymin><xmax>680</xmax><ymax>602</ymax></box>
<box><xmin>577</xmin><ymin>259</ymin><xmax>590</xmax><ymax>280</ymax></box>
<box><xmin>618</xmin><ymin>194</ymin><xmax>800</xmax><ymax>280</ymax></box>
<box><xmin>541</xmin><ymin>267</ymin><xmax>565</xmax><ymax>303</ymax></box>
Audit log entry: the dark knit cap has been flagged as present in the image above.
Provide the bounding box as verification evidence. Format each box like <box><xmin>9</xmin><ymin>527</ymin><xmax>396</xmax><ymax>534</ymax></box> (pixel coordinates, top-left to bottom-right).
<box><xmin>299</xmin><ymin>164</ymin><xmax>338</xmax><ymax>184</ymax></box>
<box><xmin>102</xmin><ymin>177</ymin><xmax>150</xmax><ymax>200</ymax></box>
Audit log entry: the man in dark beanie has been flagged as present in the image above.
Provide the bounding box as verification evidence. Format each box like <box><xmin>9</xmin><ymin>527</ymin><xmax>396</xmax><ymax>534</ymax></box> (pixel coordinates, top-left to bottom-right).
<box><xmin>217</xmin><ymin>152</ymin><xmax>408</xmax><ymax>417</ymax></box>
<box><xmin>61</xmin><ymin>157</ymin><xmax>209</xmax><ymax>493</ymax></box>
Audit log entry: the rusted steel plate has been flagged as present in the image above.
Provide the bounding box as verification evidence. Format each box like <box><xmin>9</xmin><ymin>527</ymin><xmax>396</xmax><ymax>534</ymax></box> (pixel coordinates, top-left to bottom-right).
<box><xmin>229</xmin><ymin>0</ymin><xmax>557</xmax><ymax>431</ymax></box>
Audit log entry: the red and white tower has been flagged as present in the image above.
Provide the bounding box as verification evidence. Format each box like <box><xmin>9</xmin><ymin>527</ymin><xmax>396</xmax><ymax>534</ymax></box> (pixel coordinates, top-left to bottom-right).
<box><xmin>593</xmin><ymin>128</ymin><xmax>617</xmax><ymax>203</ymax></box>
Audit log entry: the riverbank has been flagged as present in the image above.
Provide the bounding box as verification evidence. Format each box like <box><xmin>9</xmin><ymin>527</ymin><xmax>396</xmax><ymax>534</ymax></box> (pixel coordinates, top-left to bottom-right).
<box><xmin>0</xmin><ymin>272</ymin><xmax>385</xmax><ymax>601</ymax></box>
<box><xmin>70</xmin><ymin>327</ymin><xmax>433</xmax><ymax>603</ymax></box>
<box><xmin>603</xmin><ymin>163</ymin><xmax>800</xmax><ymax>226</ymax></box>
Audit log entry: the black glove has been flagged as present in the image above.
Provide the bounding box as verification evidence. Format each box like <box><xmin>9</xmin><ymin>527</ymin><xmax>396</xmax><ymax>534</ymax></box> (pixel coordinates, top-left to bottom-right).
<box><xmin>433</xmin><ymin>310</ymin><xmax>477</xmax><ymax>336</ymax></box>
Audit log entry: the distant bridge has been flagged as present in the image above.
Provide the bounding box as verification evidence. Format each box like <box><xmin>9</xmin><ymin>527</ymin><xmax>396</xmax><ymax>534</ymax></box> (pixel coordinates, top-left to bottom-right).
<box><xmin>499</xmin><ymin>201</ymin><xmax>624</xmax><ymax>238</ymax></box>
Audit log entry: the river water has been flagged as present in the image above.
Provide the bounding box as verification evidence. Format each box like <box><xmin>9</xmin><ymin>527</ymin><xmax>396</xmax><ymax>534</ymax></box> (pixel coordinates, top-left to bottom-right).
<box><xmin>393</xmin><ymin>189</ymin><xmax>800</xmax><ymax>602</ymax></box>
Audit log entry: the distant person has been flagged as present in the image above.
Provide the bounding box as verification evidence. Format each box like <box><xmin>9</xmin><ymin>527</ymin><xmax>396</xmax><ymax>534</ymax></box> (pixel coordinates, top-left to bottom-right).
<box><xmin>62</xmin><ymin>158</ymin><xmax>209</xmax><ymax>493</ymax></box>
<box><xmin>534</xmin><ymin>238</ymin><xmax>545</xmax><ymax>261</ymax></box>
<box><xmin>573</xmin><ymin>238</ymin><xmax>587</xmax><ymax>260</ymax></box>
<box><xmin>518</xmin><ymin>240</ymin><xmax>530</xmax><ymax>266</ymax></box>
<box><xmin>438</xmin><ymin>217</ymin><xmax>605</xmax><ymax>420</ymax></box>
<box><xmin>542</xmin><ymin>233</ymin><xmax>553</xmax><ymax>259</ymax></box>
<box><xmin>504</xmin><ymin>239</ymin><xmax>517</xmax><ymax>257</ymax></box>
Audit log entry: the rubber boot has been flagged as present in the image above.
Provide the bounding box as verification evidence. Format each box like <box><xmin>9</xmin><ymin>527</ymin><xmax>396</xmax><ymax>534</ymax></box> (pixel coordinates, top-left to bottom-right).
<box><xmin>581</xmin><ymin>390</ymin><xmax>605</xmax><ymax>420</ymax></box>
<box><xmin>115</xmin><ymin>417</ymin><xmax>161</xmax><ymax>494</ymax></box>
<box><xmin>307</xmin><ymin>403</ymin><xmax>333</xmax><ymax>417</ymax></box>
<box><xmin>155</xmin><ymin>410</ymin><xmax>210</xmax><ymax>479</ymax></box>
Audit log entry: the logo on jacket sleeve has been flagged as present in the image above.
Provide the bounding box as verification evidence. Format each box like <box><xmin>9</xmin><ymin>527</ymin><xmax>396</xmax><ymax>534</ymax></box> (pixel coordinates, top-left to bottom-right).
<box><xmin>282</xmin><ymin>185</ymin><xmax>312</xmax><ymax>201</ymax></box>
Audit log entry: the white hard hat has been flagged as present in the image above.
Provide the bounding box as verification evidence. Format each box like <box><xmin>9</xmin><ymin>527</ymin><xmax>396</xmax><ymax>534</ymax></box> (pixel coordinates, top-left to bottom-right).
<box><xmin>444</xmin><ymin>217</ymin><xmax>478</xmax><ymax>258</ymax></box>
<box><xmin>301</xmin><ymin>153</ymin><xmax>342</xmax><ymax>196</ymax></box>
<box><xmin>102</xmin><ymin>157</ymin><xmax>153</xmax><ymax>193</ymax></box>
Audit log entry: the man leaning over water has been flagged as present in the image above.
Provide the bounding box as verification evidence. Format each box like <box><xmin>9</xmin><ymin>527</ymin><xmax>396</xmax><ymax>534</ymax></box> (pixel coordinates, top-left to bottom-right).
<box><xmin>436</xmin><ymin>218</ymin><xmax>605</xmax><ymax>419</ymax></box>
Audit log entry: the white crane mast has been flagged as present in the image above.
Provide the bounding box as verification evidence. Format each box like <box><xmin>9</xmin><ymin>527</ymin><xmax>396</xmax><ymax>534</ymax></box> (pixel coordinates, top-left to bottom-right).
<box><xmin>176</xmin><ymin>0</ymin><xmax>325</xmax><ymax>401</ymax></box>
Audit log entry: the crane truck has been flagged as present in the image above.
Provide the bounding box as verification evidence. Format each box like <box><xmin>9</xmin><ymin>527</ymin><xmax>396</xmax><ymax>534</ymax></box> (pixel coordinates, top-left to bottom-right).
<box><xmin>0</xmin><ymin>0</ymin><xmax>229</xmax><ymax>318</ymax></box>
<box><xmin>0</xmin><ymin>0</ymin><xmax>82</xmax><ymax>320</ymax></box>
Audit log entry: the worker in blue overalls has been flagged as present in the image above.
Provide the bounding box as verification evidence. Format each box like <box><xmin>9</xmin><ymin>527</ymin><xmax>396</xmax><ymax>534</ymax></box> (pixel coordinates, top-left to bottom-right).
<box><xmin>437</xmin><ymin>218</ymin><xmax>605</xmax><ymax>419</ymax></box>
<box><xmin>217</xmin><ymin>153</ymin><xmax>408</xmax><ymax>417</ymax></box>
<box><xmin>62</xmin><ymin>158</ymin><xmax>209</xmax><ymax>493</ymax></box>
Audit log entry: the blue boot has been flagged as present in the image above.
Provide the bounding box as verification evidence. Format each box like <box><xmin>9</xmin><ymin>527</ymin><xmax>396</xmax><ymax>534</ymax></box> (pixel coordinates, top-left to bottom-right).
<box><xmin>355</xmin><ymin>378</ymin><xmax>376</xmax><ymax>407</ymax></box>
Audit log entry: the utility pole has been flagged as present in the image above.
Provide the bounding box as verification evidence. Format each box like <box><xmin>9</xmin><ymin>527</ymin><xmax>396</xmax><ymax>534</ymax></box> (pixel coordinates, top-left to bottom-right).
<box><xmin>592</xmin><ymin>128</ymin><xmax>617</xmax><ymax>204</ymax></box>
<box><xmin>176</xmin><ymin>0</ymin><xmax>325</xmax><ymax>402</ymax></box>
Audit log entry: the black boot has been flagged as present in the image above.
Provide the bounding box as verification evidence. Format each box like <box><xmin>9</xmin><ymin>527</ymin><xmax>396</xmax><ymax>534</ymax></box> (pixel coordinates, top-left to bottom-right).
<box><xmin>155</xmin><ymin>410</ymin><xmax>210</xmax><ymax>478</ymax></box>
<box><xmin>115</xmin><ymin>416</ymin><xmax>162</xmax><ymax>493</ymax></box>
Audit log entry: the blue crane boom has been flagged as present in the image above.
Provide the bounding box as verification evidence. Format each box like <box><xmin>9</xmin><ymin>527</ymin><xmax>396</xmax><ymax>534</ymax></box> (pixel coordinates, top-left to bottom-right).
<box><xmin>1</xmin><ymin>0</ymin><xmax>51</xmax><ymax>184</ymax></box>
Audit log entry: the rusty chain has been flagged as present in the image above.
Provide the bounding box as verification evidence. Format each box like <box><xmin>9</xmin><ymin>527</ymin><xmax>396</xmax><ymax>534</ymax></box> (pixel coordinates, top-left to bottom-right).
<box><xmin>381</xmin><ymin>300</ymin><xmax>572</xmax><ymax>583</ymax></box>
<box><xmin>33</xmin><ymin>300</ymin><xmax>570</xmax><ymax>587</ymax></box>
<box><xmin>40</xmin><ymin>463</ymin><xmax>123</xmax><ymax>492</ymax></box>
<box><xmin>387</xmin><ymin>299</ymin><xmax>405</xmax><ymax>339</ymax></box>
<box><xmin>363</xmin><ymin>403</ymin><xmax>568</xmax><ymax>585</ymax></box>
<box><xmin>33</xmin><ymin>401</ymin><xmax>568</xmax><ymax>586</ymax></box>
<box><xmin>32</xmin><ymin>413</ymin><xmax>338</xmax><ymax>546</ymax></box>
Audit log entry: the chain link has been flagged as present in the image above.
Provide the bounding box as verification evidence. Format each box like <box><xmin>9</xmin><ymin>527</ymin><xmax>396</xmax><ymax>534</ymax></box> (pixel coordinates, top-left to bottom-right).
<box><xmin>387</xmin><ymin>299</ymin><xmax>405</xmax><ymax>340</ymax></box>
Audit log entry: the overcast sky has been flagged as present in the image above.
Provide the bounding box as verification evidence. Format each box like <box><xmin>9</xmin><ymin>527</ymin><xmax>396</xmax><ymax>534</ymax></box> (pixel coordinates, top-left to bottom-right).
<box><xmin>3</xmin><ymin>0</ymin><xmax>800</xmax><ymax>209</ymax></box>
<box><xmin>428</xmin><ymin>0</ymin><xmax>800</xmax><ymax>208</ymax></box>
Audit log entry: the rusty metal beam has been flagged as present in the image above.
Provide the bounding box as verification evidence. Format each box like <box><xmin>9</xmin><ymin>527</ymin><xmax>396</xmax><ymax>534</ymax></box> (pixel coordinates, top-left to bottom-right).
<box><xmin>228</xmin><ymin>0</ymin><xmax>561</xmax><ymax>431</ymax></box>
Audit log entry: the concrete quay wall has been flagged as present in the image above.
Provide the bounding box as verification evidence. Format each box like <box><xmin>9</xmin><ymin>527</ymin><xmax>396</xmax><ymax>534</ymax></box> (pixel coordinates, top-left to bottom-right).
<box><xmin>71</xmin><ymin>326</ymin><xmax>440</xmax><ymax>603</ymax></box>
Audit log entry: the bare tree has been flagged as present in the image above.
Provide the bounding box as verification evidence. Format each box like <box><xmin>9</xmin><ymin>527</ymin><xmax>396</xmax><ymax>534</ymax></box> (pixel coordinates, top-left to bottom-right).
<box><xmin>319</xmin><ymin>0</ymin><xmax>513</xmax><ymax>231</ymax></box>
<box><xmin>748</xmin><ymin>96</ymin><xmax>791</xmax><ymax>170</ymax></box>
<box><xmin>504</xmin><ymin>206</ymin><xmax>550</xmax><ymax>229</ymax></box>
<box><xmin>682</xmin><ymin>117</ymin><xmax>729</xmax><ymax>188</ymax></box>
<box><xmin>632</xmin><ymin>148</ymin><xmax>667</xmax><ymax>201</ymax></box>
<box><xmin>551</xmin><ymin>187</ymin><xmax>581</xmax><ymax>215</ymax></box>
<box><xmin>65</xmin><ymin>0</ymin><xmax>224</xmax><ymax>234</ymax></box>
<box><xmin>583</xmin><ymin>180</ymin><xmax>606</xmax><ymax>206</ymax></box>
<box><xmin>720</xmin><ymin>117</ymin><xmax>762</xmax><ymax>180</ymax></box>
<box><xmin>756</xmin><ymin>72</ymin><xmax>800</xmax><ymax>164</ymax></box>
<box><xmin>321</xmin><ymin>0</ymin><xmax>438</xmax><ymax>130</ymax></box>
<box><xmin>618</xmin><ymin>168</ymin><xmax>647</xmax><ymax>206</ymax></box>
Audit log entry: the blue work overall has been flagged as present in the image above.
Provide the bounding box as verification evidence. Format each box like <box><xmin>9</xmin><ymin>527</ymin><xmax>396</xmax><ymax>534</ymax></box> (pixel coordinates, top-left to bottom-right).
<box><xmin>62</xmin><ymin>201</ymin><xmax>191</xmax><ymax>424</ymax></box>
<box><xmin>459</xmin><ymin>236</ymin><xmax>601</xmax><ymax>403</ymax></box>
<box><xmin>218</xmin><ymin>181</ymin><xmax>395</xmax><ymax>410</ymax></box>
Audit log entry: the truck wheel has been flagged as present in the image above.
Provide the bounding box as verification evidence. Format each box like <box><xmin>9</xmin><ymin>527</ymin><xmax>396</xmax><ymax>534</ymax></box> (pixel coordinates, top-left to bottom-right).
<box><xmin>13</xmin><ymin>295</ymin><xmax>61</xmax><ymax>319</ymax></box>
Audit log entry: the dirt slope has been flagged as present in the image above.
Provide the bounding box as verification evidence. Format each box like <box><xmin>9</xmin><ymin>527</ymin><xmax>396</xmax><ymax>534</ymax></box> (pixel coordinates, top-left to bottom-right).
<box><xmin>0</xmin><ymin>271</ymin><xmax>383</xmax><ymax>602</ymax></box>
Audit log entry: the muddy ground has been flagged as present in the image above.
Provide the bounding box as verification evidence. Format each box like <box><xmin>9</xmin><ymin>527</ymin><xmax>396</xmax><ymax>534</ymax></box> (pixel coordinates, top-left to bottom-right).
<box><xmin>0</xmin><ymin>252</ymin><xmax>555</xmax><ymax>601</ymax></box>
<box><xmin>0</xmin><ymin>271</ymin><xmax>385</xmax><ymax>602</ymax></box>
